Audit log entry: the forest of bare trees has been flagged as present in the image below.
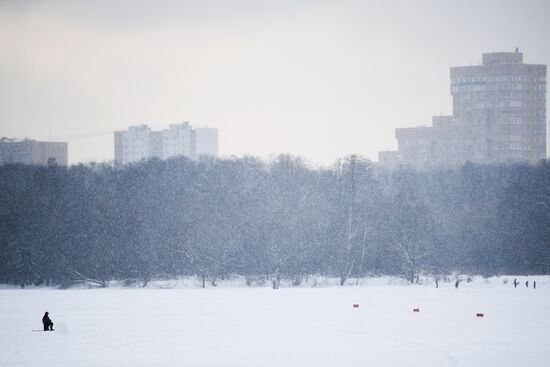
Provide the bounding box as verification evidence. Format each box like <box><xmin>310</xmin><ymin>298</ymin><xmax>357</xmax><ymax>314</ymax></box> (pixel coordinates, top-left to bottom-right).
<box><xmin>1</xmin><ymin>155</ymin><xmax>549</xmax><ymax>287</ymax></box>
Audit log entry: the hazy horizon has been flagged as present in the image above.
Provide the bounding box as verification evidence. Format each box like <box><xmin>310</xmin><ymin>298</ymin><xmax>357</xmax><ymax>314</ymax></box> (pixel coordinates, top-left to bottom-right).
<box><xmin>1</xmin><ymin>0</ymin><xmax>549</xmax><ymax>165</ymax></box>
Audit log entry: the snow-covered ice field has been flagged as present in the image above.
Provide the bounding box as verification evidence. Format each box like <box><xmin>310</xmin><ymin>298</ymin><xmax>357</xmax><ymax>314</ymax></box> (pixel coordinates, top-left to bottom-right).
<box><xmin>1</xmin><ymin>277</ymin><xmax>549</xmax><ymax>367</ymax></box>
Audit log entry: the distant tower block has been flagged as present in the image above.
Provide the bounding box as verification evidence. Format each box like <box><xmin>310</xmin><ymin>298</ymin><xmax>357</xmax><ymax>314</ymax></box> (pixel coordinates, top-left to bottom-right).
<box><xmin>193</xmin><ymin>128</ymin><xmax>219</xmax><ymax>159</ymax></box>
<box><xmin>378</xmin><ymin>49</ymin><xmax>547</xmax><ymax>167</ymax></box>
<box><xmin>114</xmin><ymin>123</ymin><xmax>219</xmax><ymax>165</ymax></box>
<box><xmin>0</xmin><ymin>138</ymin><xmax>68</xmax><ymax>166</ymax></box>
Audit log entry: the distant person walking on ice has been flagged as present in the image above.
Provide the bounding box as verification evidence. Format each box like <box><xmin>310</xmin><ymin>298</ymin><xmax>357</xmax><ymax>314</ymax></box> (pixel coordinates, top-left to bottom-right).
<box><xmin>454</xmin><ymin>280</ymin><xmax>460</xmax><ymax>289</ymax></box>
<box><xmin>525</xmin><ymin>280</ymin><xmax>529</xmax><ymax>288</ymax></box>
<box><xmin>42</xmin><ymin>312</ymin><xmax>54</xmax><ymax>331</ymax></box>
<box><xmin>533</xmin><ymin>280</ymin><xmax>536</xmax><ymax>289</ymax></box>
<box><xmin>513</xmin><ymin>278</ymin><xmax>519</xmax><ymax>288</ymax></box>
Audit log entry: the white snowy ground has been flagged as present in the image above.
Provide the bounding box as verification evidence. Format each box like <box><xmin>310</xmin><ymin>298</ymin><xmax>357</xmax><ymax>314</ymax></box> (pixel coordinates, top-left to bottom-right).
<box><xmin>1</xmin><ymin>276</ymin><xmax>549</xmax><ymax>367</ymax></box>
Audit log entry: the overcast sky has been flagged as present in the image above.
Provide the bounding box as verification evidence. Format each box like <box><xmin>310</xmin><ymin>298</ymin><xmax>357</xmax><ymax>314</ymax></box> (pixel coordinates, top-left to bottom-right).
<box><xmin>1</xmin><ymin>0</ymin><xmax>549</xmax><ymax>165</ymax></box>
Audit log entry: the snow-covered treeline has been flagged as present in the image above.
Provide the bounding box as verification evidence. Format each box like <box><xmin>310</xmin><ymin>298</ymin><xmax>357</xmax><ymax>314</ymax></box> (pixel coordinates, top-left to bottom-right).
<box><xmin>1</xmin><ymin>155</ymin><xmax>549</xmax><ymax>287</ymax></box>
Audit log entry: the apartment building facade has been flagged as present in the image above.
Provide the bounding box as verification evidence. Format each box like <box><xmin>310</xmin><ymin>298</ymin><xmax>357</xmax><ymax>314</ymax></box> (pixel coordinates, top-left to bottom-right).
<box><xmin>0</xmin><ymin>137</ymin><xmax>68</xmax><ymax>166</ymax></box>
<box><xmin>379</xmin><ymin>49</ymin><xmax>547</xmax><ymax>167</ymax></box>
<box><xmin>114</xmin><ymin>122</ymin><xmax>219</xmax><ymax>165</ymax></box>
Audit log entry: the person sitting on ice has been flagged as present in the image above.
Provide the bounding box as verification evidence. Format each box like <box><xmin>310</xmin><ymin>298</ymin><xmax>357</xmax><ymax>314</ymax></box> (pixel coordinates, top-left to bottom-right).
<box><xmin>42</xmin><ymin>312</ymin><xmax>54</xmax><ymax>331</ymax></box>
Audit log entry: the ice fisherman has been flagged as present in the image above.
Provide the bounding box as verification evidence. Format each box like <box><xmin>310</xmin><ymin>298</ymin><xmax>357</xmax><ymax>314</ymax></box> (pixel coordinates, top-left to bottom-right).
<box><xmin>513</xmin><ymin>278</ymin><xmax>518</xmax><ymax>288</ymax></box>
<box><xmin>526</xmin><ymin>280</ymin><xmax>529</xmax><ymax>288</ymax></box>
<box><xmin>42</xmin><ymin>312</ymin><xmax>54</xmax><ymax>331</ymax></box>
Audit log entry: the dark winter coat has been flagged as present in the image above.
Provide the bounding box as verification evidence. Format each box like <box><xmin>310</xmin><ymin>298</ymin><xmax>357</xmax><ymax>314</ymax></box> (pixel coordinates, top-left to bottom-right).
<box><xmin>42</xmin><ymin>313</ymin><xmax>52</xmax><ymax>327</ymax></box>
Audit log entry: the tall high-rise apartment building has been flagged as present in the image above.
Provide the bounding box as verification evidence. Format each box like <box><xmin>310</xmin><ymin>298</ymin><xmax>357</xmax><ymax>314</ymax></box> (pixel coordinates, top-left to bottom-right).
<box><xmin>114</xmin><ymin>122</ymin><xmax>219</xmax><ymax>165</ymax></box>
<box><xmin>114</xmin><ymin>125</ymin><xmax>153</xmax><ymax>165</ymax></box>
<box><xmin>162</xmin><ymin>122</ymin><xmax>194</xmax><ymax>160</ymax></box>
<box><xmin>451</xmin><ymin>49</ymin><xmax>546</xmax><ymax>162</ymax></box>
<box><xmin>379</xmin><ymin>49</ymin><xmax>547</xmax><ymax>167</ymax></box>
<box><xmin>0</xmin><ymin>137</ymin><xmax>68</xmax><ymax>166</ymax></box>
<box><xmin>193</xmin><ymin>128</ymin><xmax>219</xmax><ymax>158</ymax></box>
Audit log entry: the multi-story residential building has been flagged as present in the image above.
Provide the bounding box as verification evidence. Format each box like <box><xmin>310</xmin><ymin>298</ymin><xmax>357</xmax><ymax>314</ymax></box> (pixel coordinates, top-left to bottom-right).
<box><xmin>114</xmin><ymin>125</ymin><xmax>153</xmax><ymax>165</ymax></box>
<box><xmin>379</xmin><ymin>49</ymin><xmax>547</xmax><ymax>167</ymax></box>
<box><xmin>114</xmin><ymin>122</ymin><xmax>219</xmax><ymax>165</ymax></box>
<box><xmin>162</xmin><ymin>122</ymin><xmax>194</xmax><ymax>159</ymax></box>
<box><xmin>390</xmin><ymin>115</ymin><xmax>473</xmax><ymax>167</ymax></box>
<box><xmin>0</xmin><ymin>137</ymin><xmax>68</xmax><ymax>166</ymax></box>
<box><xmin>193</xmin><ymin>128</ymin><xmax>219</xmax><ymax>158</ymax></box>
<box><xmin>451</xmin><ymin>49</ymin><xmax>546</xmax><ymax>163</ymax></box>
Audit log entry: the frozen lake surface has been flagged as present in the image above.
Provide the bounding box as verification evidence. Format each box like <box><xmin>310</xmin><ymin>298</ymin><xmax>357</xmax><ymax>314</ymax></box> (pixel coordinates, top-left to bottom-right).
<box><xmin>1</xmin><ymin>278</ymin><xmax>549</xmax><ymax>367</ymax></box>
